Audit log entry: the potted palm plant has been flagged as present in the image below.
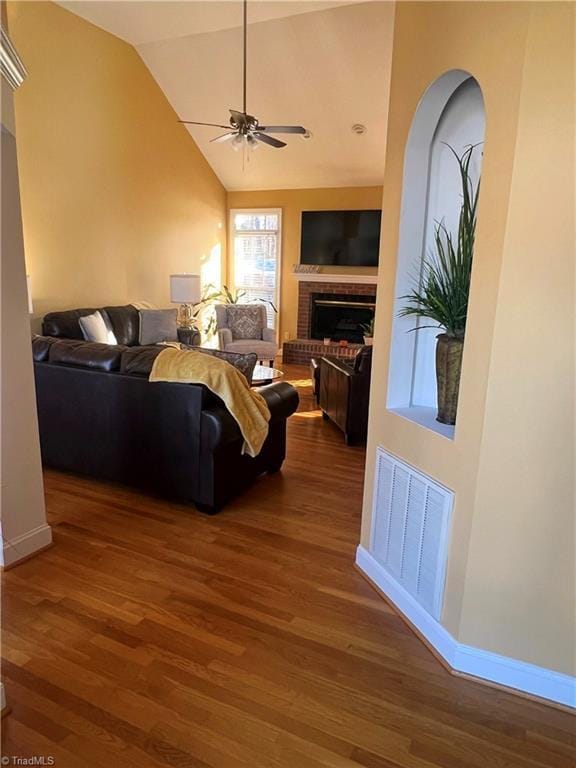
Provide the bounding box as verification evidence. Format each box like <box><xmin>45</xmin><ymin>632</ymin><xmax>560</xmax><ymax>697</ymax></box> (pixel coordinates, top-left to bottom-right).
<box><xmin>361</xmin><ymin>317</ymin><xmax>375</xmax><ymax>346</ymax></box>
<box><xmin>220</xmin><ymin>284</ymin><xmax>278</xmax><ymax>315</ymax></box>
<box><xmin>399</xmin><ymin>144</ymin><xmax>480</xmax><ymax>425</ymax></box>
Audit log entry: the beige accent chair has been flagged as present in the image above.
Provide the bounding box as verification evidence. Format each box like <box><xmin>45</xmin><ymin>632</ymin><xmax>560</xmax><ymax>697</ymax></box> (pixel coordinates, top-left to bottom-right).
<box><xmin>215</xmin><ymin>304</ymin><xmax>278</xmax><ymax>365</ymax></box>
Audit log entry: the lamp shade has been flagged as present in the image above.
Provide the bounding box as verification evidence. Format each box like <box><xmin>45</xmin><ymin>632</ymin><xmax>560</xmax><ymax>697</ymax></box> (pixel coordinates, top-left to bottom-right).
<box><xmin>170</xmin><ymin>273</ymin><xmax>201</xmax><ymax>304</ymax></box>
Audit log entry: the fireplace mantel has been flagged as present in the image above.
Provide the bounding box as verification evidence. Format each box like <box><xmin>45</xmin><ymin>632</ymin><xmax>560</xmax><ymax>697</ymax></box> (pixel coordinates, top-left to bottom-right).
<box><xmin>292</xmin><ymin>272</ymin><xmax>379</xmax><ymax>285</ymax></box>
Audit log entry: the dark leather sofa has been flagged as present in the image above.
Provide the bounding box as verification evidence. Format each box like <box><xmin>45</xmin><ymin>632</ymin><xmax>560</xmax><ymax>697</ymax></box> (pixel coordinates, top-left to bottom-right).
<box><xmin>42</xmin><ymin>303</ymin><xmax>201</xmax><ymax>346</ymax></box>
<box><xmin>313</xmin><ymin>345</ymin><xmax>373</xmax><ymax>445</ymax></box>
<box><xmin>33</xmin><ymin>307</ymin><xmax>298</xmax><ymax>513</ymax></box>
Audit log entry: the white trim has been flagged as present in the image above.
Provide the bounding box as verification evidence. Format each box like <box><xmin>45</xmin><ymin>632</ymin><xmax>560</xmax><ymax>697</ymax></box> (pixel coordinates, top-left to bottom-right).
<box><xmin>292</xmin><ymin>273</ymin><xmax>378</xmax><ymax>284</ymax></box>
<box><xmin>356</xmin><ymin>545</ymin><xmax>457</xmax><ymax>663</ymax></box>
<box><xmin>1</xmin><ymin>523</ymin><xmax>52</xmax><ymax>568</ymax></box>
<box><xmin>386</xmin><ymin>71</ymin><xmax>482</xmax><ymax>413</ymax></box>
<box><xmin>1</xmin><ymin>27</ymin><xmax>27</xmax><ymax>90</ymax></box>
<box><xmin>356</xmin><ymin>546</ymin><xmax>576</xmax><ymax>709</ymax></box>
<box><xmin>388</xmin><ymin>406</ymin><xmax>456</xmax><ymax>441</ymax></box>
<box><xmin>452</xmin><ymin>645</ymin><xmax>575</xmax><ymax>708</ymax></box>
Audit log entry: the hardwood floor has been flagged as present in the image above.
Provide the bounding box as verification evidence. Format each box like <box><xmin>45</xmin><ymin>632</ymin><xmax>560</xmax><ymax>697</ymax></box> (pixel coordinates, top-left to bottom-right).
<box><xmin>2</xmin><ymin>365</ymin><xmax>574</xmax><ymax>768</ymax></box>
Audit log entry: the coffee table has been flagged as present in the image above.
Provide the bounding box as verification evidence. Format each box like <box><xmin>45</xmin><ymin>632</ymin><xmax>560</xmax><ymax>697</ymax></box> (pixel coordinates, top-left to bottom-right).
<box><xmin>251</xmin><ymin>364</ymin><xmax>284</xmax><ymax>386</ymax></box>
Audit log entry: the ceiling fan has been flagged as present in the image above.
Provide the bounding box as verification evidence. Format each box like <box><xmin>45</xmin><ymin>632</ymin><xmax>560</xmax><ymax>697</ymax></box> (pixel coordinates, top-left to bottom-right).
<box><xmin>178</xmin><ymin>0</ymin><xmax>307</xmax><ymax>150</ymax></box>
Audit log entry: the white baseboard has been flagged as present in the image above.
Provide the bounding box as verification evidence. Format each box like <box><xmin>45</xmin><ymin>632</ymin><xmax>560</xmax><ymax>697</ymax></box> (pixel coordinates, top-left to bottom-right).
<box><xmin>356</xmin><ymin>546</ymin><xmax>575</xmax><ymax>709</ymax></box>
<box><xmin>1</xmin><ymin>523</ymin><xmax>52</xmax><ymax>567</ymax></box>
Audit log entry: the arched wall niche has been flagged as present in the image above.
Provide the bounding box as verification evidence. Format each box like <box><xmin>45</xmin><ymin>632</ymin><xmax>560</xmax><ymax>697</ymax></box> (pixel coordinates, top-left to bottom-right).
<box><xmin>386</xmin><ymin>70</ymin><xmax>485</xmax><ymax>439</ymax></box>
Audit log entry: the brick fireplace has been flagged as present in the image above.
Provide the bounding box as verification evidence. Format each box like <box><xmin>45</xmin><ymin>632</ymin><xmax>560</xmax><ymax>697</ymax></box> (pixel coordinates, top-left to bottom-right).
<box><xmin>283</xmin><ymin>277</ymin><xmax>378</xmax><ymax>365</ymax></box>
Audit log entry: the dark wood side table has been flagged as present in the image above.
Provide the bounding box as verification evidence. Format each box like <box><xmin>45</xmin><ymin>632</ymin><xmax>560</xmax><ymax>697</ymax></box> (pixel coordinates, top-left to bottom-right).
<box><xmin>177</xmin><ymin>327</ymin><xmax>201</xmax><ymax>347</ymax></box>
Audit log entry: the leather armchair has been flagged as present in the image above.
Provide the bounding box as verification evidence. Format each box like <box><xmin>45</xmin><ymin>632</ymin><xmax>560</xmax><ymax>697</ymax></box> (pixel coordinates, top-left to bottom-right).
<box><xmin>318</xmin><ymin>345</ymin><xmax>373</xmax><ymax>445</ymax></box>
<box><xmin>215</xmin><ymin>304</ymin><xmax>278</xmax><ymax>365</ymax></box>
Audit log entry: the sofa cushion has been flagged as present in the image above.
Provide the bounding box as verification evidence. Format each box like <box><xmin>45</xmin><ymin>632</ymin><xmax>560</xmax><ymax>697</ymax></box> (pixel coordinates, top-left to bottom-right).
<box><xmin>195</xmin><ymin>347</ymin><xmax>257</xmax><ymax>383</ymax></box>
<box><xmin>48</xmin><ymin>339</ymin><xmax>127</xmax><ymax>371</ymax></box>
<box><xmin>103</xmin><ymin>305</ymin><xmax>140</xmax><ymax>346</ymax></box>
<box><xmin>32</xmin><ymin>335</ymin><xmax>59</xmax><ymax>362</ymax></box>
<box><xmin>42</xmin><ymin>308</ymin><xmax>98</xmax><ymax>339</ymax></box>
<box><xmin>120</xmin><ymin>345</ymin><xmax>163</xmax><ymax>376</ymax></box>
<box><xmin>139</xmin><ymin>308</ymin><xmax>178</xmax><ymax>345</ymax></box>
<box><xmin>227</xmin><ymin>305</ymin><xmax>263</xmax><ymax>340</ymax></box>
<box><xmin>79</xmin><ymin>310</ymin><xmax>118</xmax><ymax>344</ymax></box>
<box><xmin>121</xmin><ymin>345</ymin><xmax>258</xmax><ymax>382</ymax></box>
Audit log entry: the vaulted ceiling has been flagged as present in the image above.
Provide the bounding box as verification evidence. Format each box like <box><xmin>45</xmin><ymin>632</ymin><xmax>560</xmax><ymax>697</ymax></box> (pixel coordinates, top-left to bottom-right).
<box><xmin>59</xmin><ymin>1</ymin><xmax>394</xmax><ymax>191</ymax></box>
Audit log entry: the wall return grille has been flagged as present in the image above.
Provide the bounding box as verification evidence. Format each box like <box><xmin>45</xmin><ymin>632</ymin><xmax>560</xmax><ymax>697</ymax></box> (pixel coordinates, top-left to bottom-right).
<box><xmin>370</xmin><ymin>447</ymin><xmax>453</xmax><ymax>620</ymax></box>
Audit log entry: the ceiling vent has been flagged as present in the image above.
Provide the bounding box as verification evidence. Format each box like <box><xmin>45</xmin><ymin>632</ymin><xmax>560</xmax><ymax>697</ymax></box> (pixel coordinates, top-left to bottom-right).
<box><xmin>370</xmin><ymin>447</ymin><xmax>453</xmax><ymax>620</ymax></box>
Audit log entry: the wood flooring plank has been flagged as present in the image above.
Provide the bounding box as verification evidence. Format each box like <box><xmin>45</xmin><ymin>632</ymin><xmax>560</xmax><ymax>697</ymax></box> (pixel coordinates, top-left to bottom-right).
<box><xmin>2</xmin><ymin>366</ymin><xmax>574</xmax><ymax>768</ymax></box>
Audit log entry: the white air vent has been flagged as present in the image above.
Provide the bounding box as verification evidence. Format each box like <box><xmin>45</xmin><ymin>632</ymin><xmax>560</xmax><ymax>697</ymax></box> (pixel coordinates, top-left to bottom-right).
<box><xmin>370</xmin><ymin>448</ymin><xmax>453</xmax><ymax>620</ymax></box>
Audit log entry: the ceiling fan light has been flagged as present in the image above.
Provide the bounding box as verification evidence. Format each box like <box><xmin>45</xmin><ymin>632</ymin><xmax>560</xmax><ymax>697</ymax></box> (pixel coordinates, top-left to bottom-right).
<box><xmin>231</xmin><ymin>134</ymin><xmax>244</xmax><ymax>151</ymax></box>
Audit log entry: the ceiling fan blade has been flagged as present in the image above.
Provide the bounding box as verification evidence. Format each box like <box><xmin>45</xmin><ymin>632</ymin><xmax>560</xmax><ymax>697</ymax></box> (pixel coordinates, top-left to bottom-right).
<box><xmin>258</xmin><ymin>126</ymin><xmax>307</xmax><ymax>134</ymax></box>
<box><xmin>253</xmin><ymin>132</ymin><xmax>286</xmax><ymax>149</ymax></box>
<box><xmin>210</xmin><ymin>132</ymin><xmax>237</xmax><ymax>143</ymax></box>
<box><xmin>179</xmin><ymin>120</ymin><xmax>231</xmax><ymax>129</ymax></box>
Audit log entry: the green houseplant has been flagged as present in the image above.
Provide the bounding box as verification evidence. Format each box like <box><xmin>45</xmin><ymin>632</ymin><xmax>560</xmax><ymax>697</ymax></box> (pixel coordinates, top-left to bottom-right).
<box><xmin>220</xmin><ymin>284</ymin><xmax>278</xmax><ymax>315</ymax></box>
<box><xmin>185</xmin><ymin>285</ymin><xmax>225</xmax><ymax>342</ymax></box>
<box><xmin>220</xmin><ymin>285</ymin><xmax>247</xmax><ymax>304</ymax></box>
<box><xmin>360</xmin><ymin>317</ymin><xmax>375</xmax><ymax>346</ymax></box>
<box><xmin>399</xmin><ymin>143</ymin><xmax>481</xmax><ymax>425</ymax></box>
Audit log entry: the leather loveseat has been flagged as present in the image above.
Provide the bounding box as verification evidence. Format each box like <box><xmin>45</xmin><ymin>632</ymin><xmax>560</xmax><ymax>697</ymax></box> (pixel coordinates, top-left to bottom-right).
<box><xmin>32</xmin><ymin>335</ymin><xmax>298</xmax><ymax>513</ymax></box>
<box><xmin>314</xmin><ymin>345</ymin><xmax>373</xmax><ymax>445</ymax></box>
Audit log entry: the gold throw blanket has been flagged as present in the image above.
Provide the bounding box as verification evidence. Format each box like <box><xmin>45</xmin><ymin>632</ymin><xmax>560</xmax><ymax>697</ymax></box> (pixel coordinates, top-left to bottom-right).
<box><xmin>149</xmin><ymin>347</ymin><xmax>271</xmax><ymax>457</ymax></box>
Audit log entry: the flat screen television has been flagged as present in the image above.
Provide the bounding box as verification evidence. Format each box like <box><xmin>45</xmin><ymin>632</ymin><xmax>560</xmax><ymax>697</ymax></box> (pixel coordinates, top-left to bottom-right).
<box><xmin>300</xmin><ymin>210</ymin><xmax>381</xmax><ymax>267</ymax></box>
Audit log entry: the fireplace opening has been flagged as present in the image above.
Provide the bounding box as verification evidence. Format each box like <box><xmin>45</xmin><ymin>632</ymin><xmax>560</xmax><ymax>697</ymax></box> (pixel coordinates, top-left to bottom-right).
<box><xmin>310</xmin><ymin>292</ymin><xmax>376</xmax><ymax>343</ymax></box>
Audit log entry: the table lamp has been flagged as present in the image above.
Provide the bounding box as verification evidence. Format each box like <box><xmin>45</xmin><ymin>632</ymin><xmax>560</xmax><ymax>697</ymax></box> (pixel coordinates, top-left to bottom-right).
<box><xmin>170</xmin><ymin>273</ymin><xmax>201</xmax><ymax>329</ymax></box>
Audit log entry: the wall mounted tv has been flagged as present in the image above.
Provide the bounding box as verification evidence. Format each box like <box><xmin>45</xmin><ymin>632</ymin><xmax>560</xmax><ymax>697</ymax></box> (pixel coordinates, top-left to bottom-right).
<box><xmin>300</xmin><ymin>210</ymin><xmax>382</xmax><ymax>268</ymax></box>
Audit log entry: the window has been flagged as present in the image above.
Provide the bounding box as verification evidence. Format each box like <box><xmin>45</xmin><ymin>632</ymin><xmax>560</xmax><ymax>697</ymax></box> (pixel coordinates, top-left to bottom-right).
<box><xmin>229</xmin><ymin>209</ymin><xmax>281</xmax><ymax>331</ymax></box>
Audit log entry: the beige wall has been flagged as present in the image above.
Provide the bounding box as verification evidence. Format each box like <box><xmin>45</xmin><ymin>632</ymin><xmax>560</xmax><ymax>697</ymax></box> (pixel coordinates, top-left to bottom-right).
<box><xmin>458</xmin><ymin>3</ymin><xmax>575</xmax><ymax>671</ymax></box>
<box><xmin>227</xmin><ymin>187</ymin><xmax>382</xmax><ymax>341</ymax></box>
<box><xmin>362</xmin><ymin>1</ymin><xmax>574</xmax><ymax>676</ymax></box>
<box><xmin>7</xmin><ymin>1</ymin><xmax>226</xmax><ymax>325</ymax></box>
<box><xmin>1</xmin><ymin>29</ymin><xmax>51</xmax><ymax>566</ymax></box>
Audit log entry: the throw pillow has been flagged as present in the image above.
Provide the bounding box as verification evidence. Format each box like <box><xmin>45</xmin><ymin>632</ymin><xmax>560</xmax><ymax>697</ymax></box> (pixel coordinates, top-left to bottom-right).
<box><xmin>139</xmin><ymin>309</ymin><xmax>178</xmax><ymax>345</ymax></box>
<box><xmin>227</xmin><ymin>305</ymin><xmax>263</xmax><ymax>341</ymax></box>
<box><xmin>78</xmin><ymin>310</ymin><xmax>118</xmax><ymax>344</ymax></box>
<box><xmin>195</xmin><ymin>347</ymin><xmax>258</xmax><ymax>383</ymax></box>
